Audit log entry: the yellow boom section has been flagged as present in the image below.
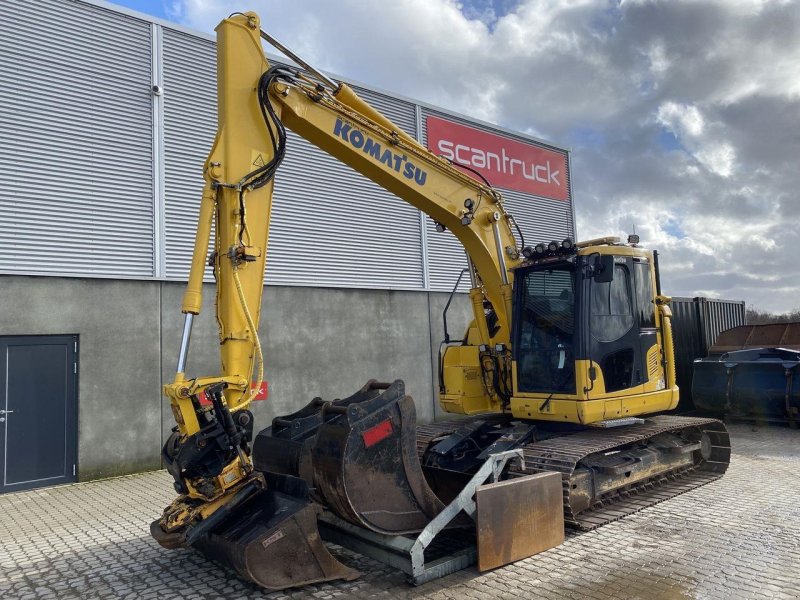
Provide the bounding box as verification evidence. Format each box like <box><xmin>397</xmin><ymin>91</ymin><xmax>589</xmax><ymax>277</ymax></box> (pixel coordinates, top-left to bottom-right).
<box><xmin>271</xmin><ymin>81</ymin><xmax>521</xmax><ymax>344</ymax></box>
<box><xmin>165</xmin><ymin>13</ymin><xmax>279</xmax><ymax>436</ymax></box>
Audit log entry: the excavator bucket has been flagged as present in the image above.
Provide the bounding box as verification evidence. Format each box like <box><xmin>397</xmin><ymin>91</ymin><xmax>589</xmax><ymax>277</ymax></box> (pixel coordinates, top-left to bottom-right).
<box><xmin>312</xmin><ymin>380</ymin><xmax>446</xmax><ymax>534</ymax></box>
<box><xmin>192</xmin><ymin>475</ymin><xmax>359</xmax><ymax>590</ymax></box>
<box><xmin>254</xmin><ymin>380</ymin><xmax>446</xmax><ymax>534</ymax></box>
<box><xmin>152</xmin><ymin>476</ymin><xmax>359</xmax><ymax>591</ymax></box>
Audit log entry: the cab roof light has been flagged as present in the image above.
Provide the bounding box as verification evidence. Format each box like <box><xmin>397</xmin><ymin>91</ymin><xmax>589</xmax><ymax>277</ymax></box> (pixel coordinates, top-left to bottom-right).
<box><xmin>523</xmin><ymin>239</ymin><xmax>575</xmax><ymax>261</ymax></box>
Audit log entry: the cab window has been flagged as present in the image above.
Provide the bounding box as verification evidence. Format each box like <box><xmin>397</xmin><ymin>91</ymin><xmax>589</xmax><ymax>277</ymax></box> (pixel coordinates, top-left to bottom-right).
<box><xmin>514</xmin><ymin>266</ymin><xmax>577</xmax><ymax>394</ymax></box>
<box><xmin>591</xmin><ymin>264</ymin><xmax>633</xmax><ymax>342</ymax></box>
<box><xmin>634</xmin><ymin>261</ymin><xmax>655</xmax><ymax>328</ymax></box>
<box><xmin>590</xmin><ymin>263</ymin><xmax>636</xmax><ymax>393</ymax></box>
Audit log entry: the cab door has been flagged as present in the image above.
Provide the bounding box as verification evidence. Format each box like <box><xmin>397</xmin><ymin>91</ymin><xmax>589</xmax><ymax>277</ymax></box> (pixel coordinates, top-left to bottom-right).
<box><xmin>632</xmin><ymin>258</ymin><xmax>659</xmax><ymax>387</ymax></box>
<box><xmin>587</xmin><ymin>257</ymin><xmax>645</xmax><ymax>395</ymax></box>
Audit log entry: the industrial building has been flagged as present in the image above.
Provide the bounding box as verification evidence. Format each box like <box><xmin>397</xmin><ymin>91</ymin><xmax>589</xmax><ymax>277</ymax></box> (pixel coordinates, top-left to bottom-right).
<box><xmin>0</xmin><ymin>0</ymin><xmax>575</xmax><ymax>491</ymax></box>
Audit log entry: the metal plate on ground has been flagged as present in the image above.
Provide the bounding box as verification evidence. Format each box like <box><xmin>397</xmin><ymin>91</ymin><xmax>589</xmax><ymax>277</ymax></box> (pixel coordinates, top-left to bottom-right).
<box><xmin>476</xmin><ymin>471</ymin><xmax>564</xmax><ymax>572</ymax></box>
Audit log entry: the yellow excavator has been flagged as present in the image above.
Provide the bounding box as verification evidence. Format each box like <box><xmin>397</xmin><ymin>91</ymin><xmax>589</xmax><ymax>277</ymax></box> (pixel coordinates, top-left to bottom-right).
<box><xmin>151</xmin><ymin>12</ymin><xmax>731</xmax><ymax>591</ymax></box>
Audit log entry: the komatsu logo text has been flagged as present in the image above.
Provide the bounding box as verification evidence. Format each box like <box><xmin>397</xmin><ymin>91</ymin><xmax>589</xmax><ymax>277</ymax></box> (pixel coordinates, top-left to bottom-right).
<box><xmin>334</xmin><ymin>119</ymin><xmax>427</xmax><ymax>186</ymax></box>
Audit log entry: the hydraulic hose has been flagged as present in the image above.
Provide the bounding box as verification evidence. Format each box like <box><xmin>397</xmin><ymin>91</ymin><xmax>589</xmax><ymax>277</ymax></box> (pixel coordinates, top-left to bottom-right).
<box><xmin>232</xmin><ymin>264</ymin><xmax>264</xmax><ymax>405</ymax></box>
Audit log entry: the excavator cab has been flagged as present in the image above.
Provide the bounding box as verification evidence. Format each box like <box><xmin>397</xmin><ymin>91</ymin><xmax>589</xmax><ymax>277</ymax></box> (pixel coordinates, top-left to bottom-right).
<box><xmin>512</xmin><ymin>238</ymin><xmax>664</xmax><ymax>405</ymax></box>
<box><xmin>439</xmin><ymin>236</ymin><xmax>677</xmax><ymax>423</ymax></box>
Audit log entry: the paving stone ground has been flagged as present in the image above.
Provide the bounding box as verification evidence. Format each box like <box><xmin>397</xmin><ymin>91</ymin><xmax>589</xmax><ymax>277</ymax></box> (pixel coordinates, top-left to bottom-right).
<box><xmin>1</xmin><ymin>422</ymin><xmax>799</xmax><ymax>599</ymax></box>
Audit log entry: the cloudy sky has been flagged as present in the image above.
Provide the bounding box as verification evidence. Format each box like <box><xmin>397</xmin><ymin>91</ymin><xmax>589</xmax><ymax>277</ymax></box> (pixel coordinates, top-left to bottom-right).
<box><xmin>118</xmin><ymin>0</ymin><xmax>799</xmax><ymax>313</ymax></box>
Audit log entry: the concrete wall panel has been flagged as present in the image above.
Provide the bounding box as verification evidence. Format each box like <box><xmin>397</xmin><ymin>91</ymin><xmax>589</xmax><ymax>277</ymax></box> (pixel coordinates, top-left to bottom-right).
<box><xmin>0</xmin><ymin>276</ymin><xmax>162</xmax><ymax>480</ymax></box>
<box><xmin>257</xmin><ymin>286</ymin><xmax>435</xmax><ymax>427</ymax></box>
<box><xmin>160</xmin><ymin>283</ymin><xmax>440</xmax><ymax>445</ymax></box>
<box><xmin>1</xmin><ymin>276</ymin><xmax>473</xmax><ymax>480</ymax></box>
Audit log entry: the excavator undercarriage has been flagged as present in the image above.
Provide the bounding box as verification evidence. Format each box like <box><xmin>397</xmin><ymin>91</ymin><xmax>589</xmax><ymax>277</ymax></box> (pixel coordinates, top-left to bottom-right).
<box><xmin>417</xmin><ymin>414</ymin><xmax>730</xmax><ymax>530</ymax></box>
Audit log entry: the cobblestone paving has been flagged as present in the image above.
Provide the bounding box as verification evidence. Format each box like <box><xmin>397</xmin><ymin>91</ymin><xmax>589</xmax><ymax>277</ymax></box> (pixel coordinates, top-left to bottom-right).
<box><xmin>1</xmin><ymin>423</ymin><xmax>799</xmax><ymax>599</ymax></box>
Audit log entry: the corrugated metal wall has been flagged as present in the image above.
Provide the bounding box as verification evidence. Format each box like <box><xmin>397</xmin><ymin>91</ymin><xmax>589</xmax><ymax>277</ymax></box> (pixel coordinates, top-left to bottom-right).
<box><xmin>0</xmin><ymin>0</ymin><xmax>155</xmax><ymax>277</ymax></box>
<box><xmin>266</xmin><ymin>86</ymin><xmax>424</xmax><ymax>289</ymax></box>
<box><xmin>696</xmin><ymin>297</ymin><xmax>747</xmax><ymax>351</ymax></box>
<box><xmin>162</xmin><ymin>29</ymin><xmax>217</xmax><ymax>281</ymax></box>
<box><xmin>0</xmin><ymin>0</ymin><xmax>575</xmax><ymax>293</ymax></box>
<box><xmin>671</xmin><ymin>296</ymin><xmax>746</xmax><ymax>410</ymax></box>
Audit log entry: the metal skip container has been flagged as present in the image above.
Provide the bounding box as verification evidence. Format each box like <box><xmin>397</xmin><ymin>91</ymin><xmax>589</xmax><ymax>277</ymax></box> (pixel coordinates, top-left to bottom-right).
<box><xmin>670</xmin><ymin>297</ymin><xmax>746</xmax><ymax>411</ymax></box>
<box><xmin>692</xmin><ymin>322</ymin><xmax>800</xmax><ymax>425</ymax></box>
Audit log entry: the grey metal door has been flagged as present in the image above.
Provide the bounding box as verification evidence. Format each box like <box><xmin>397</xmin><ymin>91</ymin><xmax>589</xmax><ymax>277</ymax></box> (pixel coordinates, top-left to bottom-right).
<box><xmin>0</xmin><ymin>335</ymin><xmax>78</xmax><ymax>493</ymax></box>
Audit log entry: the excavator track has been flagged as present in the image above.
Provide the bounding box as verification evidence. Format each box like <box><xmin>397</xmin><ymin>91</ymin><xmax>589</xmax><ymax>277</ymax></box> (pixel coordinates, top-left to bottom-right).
<box><xmin>417</xmin><ymin>415</ymin><xmax>730</xmax><ymax>531</ymax></box>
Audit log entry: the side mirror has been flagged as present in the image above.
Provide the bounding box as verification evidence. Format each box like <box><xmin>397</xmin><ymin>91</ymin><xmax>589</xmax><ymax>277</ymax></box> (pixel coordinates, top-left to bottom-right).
<box><xmin>594</xmin><ymin>254</ymin><xmax>615</xmax><ymax>283</ymax></box>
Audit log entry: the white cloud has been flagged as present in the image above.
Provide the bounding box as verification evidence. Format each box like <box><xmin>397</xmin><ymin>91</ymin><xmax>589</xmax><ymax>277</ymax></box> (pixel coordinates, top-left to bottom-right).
<box><xmin>695</xmin><ymin>142</ymin><xmax>735</xmax><ymax>177</ymax></box>
<box><xmin>655</xmin><ymin>102</ymin><xmax>737</xmax><ymax>177</ymax></box>
<box><xmin>646</xmin><ymin>41</ymin><xmax>670</xmax><ymax>75</ymax></box>
<box><xmin>656</xmin><ymin>102</ymin><xmax>705</xmax><ymax>138</ymax></box>
<box><xmin>170</xmin><ymin>0</ymin><xmax>800</xmax><ymax>313</ymax></box>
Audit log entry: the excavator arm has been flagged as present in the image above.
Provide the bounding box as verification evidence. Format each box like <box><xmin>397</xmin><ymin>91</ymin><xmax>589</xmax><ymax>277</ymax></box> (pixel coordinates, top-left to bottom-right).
<box><xmin>164</xmin><ymin>16</ymin><xmax>275</xmax><ymax>436</ymax></box>
<box><xmin>165</xmin><ymin>11</ymin><xmax>525</xmax><ymax>452</ymax></box>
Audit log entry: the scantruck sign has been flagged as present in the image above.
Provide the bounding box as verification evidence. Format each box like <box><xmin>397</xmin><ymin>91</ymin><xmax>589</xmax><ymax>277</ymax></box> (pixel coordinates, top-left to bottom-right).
<box><xmin>426</xmin><ymin>116</ymin><xmax>569</xmax><ymax>201</ymax></box>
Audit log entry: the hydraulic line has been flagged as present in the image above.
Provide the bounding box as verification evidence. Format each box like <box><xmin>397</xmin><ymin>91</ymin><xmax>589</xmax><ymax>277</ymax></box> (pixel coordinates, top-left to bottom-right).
<box><xmin>232</xmin><ymin>264</ymin><xmax>264</xmax><ymax>405</ymax></box>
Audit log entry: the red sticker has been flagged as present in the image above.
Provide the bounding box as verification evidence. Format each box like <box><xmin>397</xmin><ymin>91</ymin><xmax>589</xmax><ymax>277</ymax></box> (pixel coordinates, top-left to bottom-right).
<box><xmin>196</xmin><ymin>382</ymin><xmax>269</xmax><ymax>406</ymax></box>
<box><xmin>252</xmin><ymin>381</ymin><xmax>269</xmax><ymax>401</ymax></box>
<box><xmin>362</xmin><ymin>419</ymin><xmax>394</xmax><ymax>448</ymax></box>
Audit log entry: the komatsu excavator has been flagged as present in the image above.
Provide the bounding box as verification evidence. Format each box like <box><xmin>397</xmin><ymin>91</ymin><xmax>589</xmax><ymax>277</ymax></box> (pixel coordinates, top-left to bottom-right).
<box><xmin>151</xmin><ymin>12</ymin><xmax>731</xmax><ymax>591</ymax></box>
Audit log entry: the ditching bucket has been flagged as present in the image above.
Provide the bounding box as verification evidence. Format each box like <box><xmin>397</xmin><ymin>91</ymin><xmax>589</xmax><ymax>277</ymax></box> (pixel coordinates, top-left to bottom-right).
<box><xmin>152</xmin><ymin>475</ymin><xmax>358</xmax><ymax>591</ymax></box>
<box><xmin>255</xmin><ymin>380</ymin><xmax>446</xmax><ymax>535</ymax></box>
